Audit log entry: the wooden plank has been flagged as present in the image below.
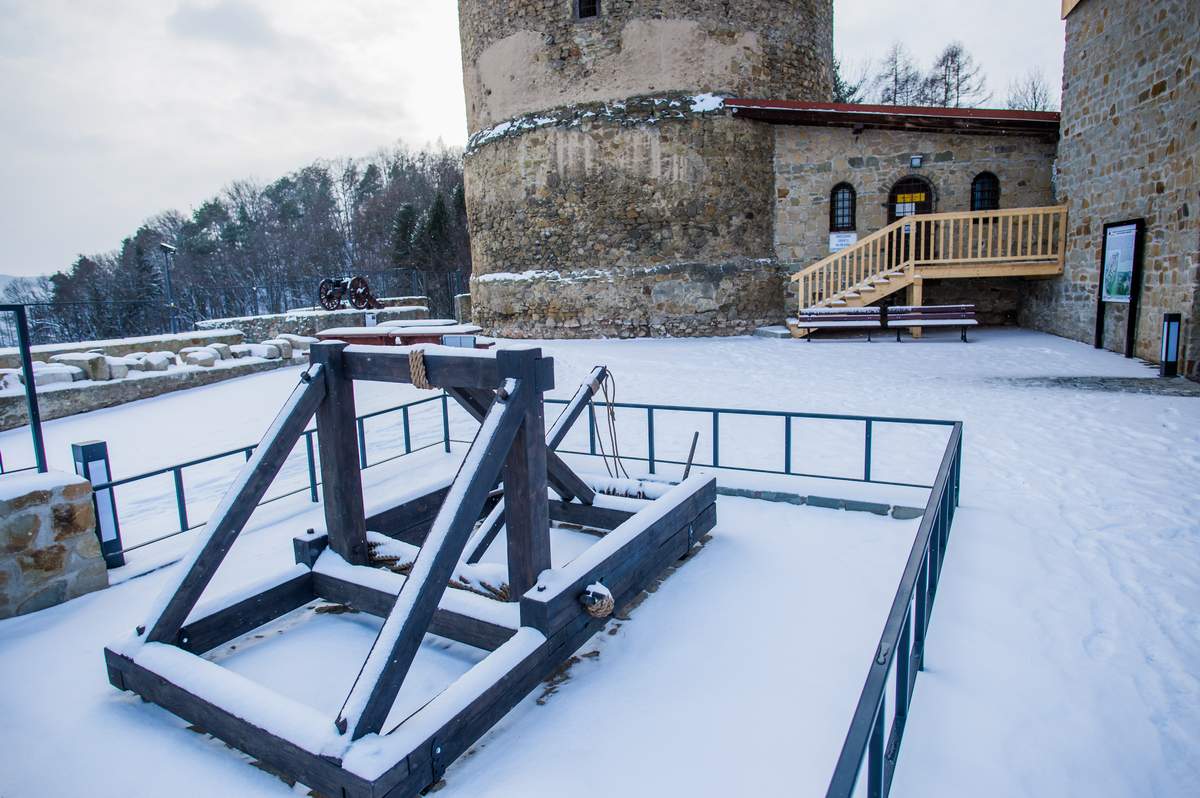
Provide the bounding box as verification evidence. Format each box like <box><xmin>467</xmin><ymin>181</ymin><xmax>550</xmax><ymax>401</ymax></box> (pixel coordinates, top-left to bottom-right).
<box><xmin>520</xmin><ymin>478</ymin><xmax>716</xmax><ymax>634</ymax></box>
<box><xmin>145</xmin><ymin>367</ymin><xmax>327</xmax><ymax>644</ymax></box>
<box><xmin>464</xmin><ymin>498</ymin><xmax>506</xmax><ymax>564</ymax></box>
<box><xmin>104</xmin><ymin>648</ymin><xmax>374</xmax><ymax>798</ymax></box>
<box><xmin>341</xmin><ymin>386</ymin><xmax>528</xmax><ymax>739</ymax></box>
<box><xmin>498</xmin><ymin>349</ymin><xmax>552</xmax><ymax>599</ymax></box>
<box><xmin>341</xmin><ymin>345</ymin><xmax>501</xmax><ymax>389</ymax></box>
<box><xmin>548</xmin><ymin>499</ymin><xmax>636</xmax><ymax>530</ymax></box>
<box><xmin>545</xmin><ymin>366</ymin><xmax>607</xmax><ymax>449</ymax></box>
<box><xmin>178</xmin><ymin>573</ymin><xmax>315</xmax><ymax>654</ymax></box>
<box><xmin>311</xmin><ymin>572</ymin><xmax>516</xmax><ymax>651</ymax></box>
<box><xmin>311</xmin><ymin>342</ymin><xmax>369</xmax><ymax>566</ymax></box>
<box><xmin>365</xmin><ymin>485</ymin><xmax>452</xmax><ymax>546</ymax></box>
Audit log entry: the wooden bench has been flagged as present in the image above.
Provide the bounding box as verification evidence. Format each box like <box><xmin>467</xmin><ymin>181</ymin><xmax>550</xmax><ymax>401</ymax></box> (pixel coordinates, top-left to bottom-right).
<box><xmin>887</xmin><ymin>304</ymin><xmax>978</xmax><ymax>342</ymax></box>
<box><xmin>793</xmin><ymin>304</ymin><xmax>977</xmax><ymax>342</ymax></box>
<box><xmin>793</xmin><ymin>307</ymin><xmax>884</xmax><ymax>341</ymax></box>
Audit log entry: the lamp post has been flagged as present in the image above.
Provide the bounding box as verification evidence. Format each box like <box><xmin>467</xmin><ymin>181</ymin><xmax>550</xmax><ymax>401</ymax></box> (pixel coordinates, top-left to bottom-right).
<box><xmin>159</xmin><ymin>242</ymin><xmax>178</xmax><ymax>334</ymax></box>
<box><xmin>1160</xmin><ymin>312</ymin><xmax>1181</xmax><ymax>378</ymax></box>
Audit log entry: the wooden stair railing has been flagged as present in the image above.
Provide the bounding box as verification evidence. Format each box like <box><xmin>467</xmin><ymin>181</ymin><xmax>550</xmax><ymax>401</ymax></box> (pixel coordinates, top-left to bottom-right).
<box><xmin>790</xmin><ymin>205</ymin><xmax>1068</xmax><ymax>312</ymax></box>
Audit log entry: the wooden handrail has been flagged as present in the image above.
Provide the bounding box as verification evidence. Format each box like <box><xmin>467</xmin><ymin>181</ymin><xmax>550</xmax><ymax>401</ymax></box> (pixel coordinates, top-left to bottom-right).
<box><xmin>791</xmin><ymin>205</ymin><xmax>1068</xmax><ymax>312</ymax></box>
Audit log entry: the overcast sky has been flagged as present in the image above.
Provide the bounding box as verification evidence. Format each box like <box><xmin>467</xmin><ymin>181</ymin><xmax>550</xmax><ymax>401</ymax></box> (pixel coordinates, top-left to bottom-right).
<box><xmin>0</xmin><ymin>1</ymin><xmax>1065</xmax><ymax>278</ymax></box>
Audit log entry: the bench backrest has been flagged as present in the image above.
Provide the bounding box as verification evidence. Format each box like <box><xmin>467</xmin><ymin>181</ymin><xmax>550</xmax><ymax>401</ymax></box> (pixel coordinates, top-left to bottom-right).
<box><xmin>888</xmin><ymin>304</ymin><xmax>977</xmax><ymax>321</ymax></box>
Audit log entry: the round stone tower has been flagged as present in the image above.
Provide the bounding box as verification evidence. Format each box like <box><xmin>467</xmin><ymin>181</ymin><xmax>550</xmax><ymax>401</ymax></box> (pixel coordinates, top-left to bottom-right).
<box><xmin>458</xmin><ymin>0</ymin><xmax>833</xmax><ymax>337</ymax></box>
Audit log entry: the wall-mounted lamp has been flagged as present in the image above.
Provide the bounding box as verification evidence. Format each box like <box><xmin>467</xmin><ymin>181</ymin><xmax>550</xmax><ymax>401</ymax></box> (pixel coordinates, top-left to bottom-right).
<box><xmin>1161</xmin><ymin>312</ymin><xmax>1181</xmax><ymax>377</ymax></box>
<box><xmin>910</xmin><ymin>155</ymin><xmax>923</xmax><ymax>169</ymax></box>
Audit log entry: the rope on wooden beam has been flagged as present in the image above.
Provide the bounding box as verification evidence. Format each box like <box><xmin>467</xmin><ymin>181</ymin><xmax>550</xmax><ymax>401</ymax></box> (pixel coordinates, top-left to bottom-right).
<box><xmin>408</xmin><ymin>348</ymin><xmax>432</xmax><ymax>390</ymax></box>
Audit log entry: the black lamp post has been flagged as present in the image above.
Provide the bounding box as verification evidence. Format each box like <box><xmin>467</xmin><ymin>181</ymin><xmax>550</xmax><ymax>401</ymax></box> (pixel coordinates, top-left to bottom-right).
<box><xmin>159</xmin><ymin>242</ymin><xmax>178</xmax><ymax>334</ymax></box>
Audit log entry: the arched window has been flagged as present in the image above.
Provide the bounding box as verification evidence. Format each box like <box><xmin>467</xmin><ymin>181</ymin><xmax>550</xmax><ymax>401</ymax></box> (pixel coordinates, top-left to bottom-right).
<box><xmin>971</xmin><ymin>172</ymin><xmax>1000</xmax><ymax>211</ymax></box>
<box><xmin>830</xmin><ymin>183</ymin><xmax>856</xmax><ymax>232</ymax></box>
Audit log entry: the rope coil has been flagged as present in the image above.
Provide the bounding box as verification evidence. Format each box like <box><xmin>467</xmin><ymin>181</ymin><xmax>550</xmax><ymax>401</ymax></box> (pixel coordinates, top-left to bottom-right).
<box><xmin>580</xmin><ymin>586</ymin><xmax>615</xmax><ymax>619</ymax></box>
<box><xmin>408</xmin><ymin>348</ymin><xmax>432</xmax><ymax>390</ymax></box>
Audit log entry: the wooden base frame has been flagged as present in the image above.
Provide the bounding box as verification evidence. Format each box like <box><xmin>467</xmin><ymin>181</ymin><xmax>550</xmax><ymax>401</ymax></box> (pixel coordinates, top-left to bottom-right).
<box><xmin>104</xmin><ymin>345</ymin><xmax>716</xmax><ymax>798</ymax></box>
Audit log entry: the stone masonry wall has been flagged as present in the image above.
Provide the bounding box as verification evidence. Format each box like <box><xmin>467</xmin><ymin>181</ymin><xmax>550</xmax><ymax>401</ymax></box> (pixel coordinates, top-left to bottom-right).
<box><xmin>195</xmin><ymin>301</ymin><xmax>429</xmax><ymax>342</ymax></box>
<box><xmin>472</xmin><ymin>259</ymin><xmax>786</xmax><ymax>338</ymax></box>
<box><xmin>467</xmin><ymin>107</ymin><xmax>777</xmax><ymax>276</ymax></box>
<box><xmin>774</xmin><ymin>125</ymin><xmax>1058</xmax><ymax>321</ymax></box>
<box><xmin>1020</xmin><ymin>0</ymin><xmax>1199</xmax><ymax>376</ymax></box>
<box><xmin>458</xmin><ymin>0</ymin><xmax>832</xmax><ymax>131</ymax></box>
<box><xmin>0</xmin><ymin>471</ymin><xmax>106</xmax><ymax>619</ymax></box>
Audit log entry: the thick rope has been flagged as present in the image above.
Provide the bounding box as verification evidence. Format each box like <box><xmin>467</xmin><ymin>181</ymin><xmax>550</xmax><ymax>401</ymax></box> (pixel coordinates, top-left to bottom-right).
<box><xmin>581</xmin><ymin>587</ymin><xmax>615</xmax><ymax>619</ymax></box>
<box><xmin>408</xmin><ymin>348</ymin><xmax>432</xmax><ymax>390</ymax></box>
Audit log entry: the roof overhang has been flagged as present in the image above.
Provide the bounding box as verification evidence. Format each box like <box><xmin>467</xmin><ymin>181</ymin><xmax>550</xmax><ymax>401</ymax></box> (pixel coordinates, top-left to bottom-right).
<box><xmin>725</xmin><ymin>99</ymin><xmax>1060</xmax><ymax>139</ymax></box>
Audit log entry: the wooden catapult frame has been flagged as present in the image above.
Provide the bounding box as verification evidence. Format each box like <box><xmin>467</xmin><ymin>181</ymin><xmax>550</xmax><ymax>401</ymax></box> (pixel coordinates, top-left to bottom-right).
<box><xmin>104</xmin><ymin>341</ymin><xmax>716</xmax><ymax>798</ymax></box>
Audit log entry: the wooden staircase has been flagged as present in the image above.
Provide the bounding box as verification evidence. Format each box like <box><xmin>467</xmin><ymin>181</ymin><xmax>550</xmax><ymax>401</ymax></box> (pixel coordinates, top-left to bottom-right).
<box><xmin>788</xmin><ymin>205</ymin><xmax>1068</xmax><ymax>337</ymax></box>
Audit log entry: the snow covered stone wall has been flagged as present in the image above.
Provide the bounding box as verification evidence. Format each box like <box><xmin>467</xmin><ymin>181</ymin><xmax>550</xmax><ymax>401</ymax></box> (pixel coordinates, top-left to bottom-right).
<box><xmin>0</xmin><ymin>329</ymin><xmax>243</xmax><ymax>370</ymax></box>
<box><xmin>0</xmin><ymin>471</ymin><xmax>107</xmax><ymax>619</ymax></box>
<box><xmin>194</xmin><ymin>299</ymin><xmax>429</xmax><ymax>342</ymax></box>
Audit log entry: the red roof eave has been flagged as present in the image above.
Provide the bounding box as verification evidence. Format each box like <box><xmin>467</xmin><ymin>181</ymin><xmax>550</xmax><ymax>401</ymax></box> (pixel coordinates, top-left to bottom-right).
<box><xmin>725</xmin><ymin>98</ymin><xmax>1060</xmax><ymax>137</ymax></box>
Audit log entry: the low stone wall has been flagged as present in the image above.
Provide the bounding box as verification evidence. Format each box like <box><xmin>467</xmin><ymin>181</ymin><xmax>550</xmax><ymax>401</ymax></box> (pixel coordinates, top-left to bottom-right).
<box><xmin>472</xmin><ymin>260</ymin><xmax>787</xmax><ymax>338</ymax></box>
<box><xmin>195</xmin><ymin>300</ymin><xmax>429</xmax><ymax>342</ymax></box>
<box><xmin>0</xmin><ymin>471</ymin><xmax>107</xmax><ymax>619</ymax></box>
<box><xmin>0</xmin><ymin>356</ymin><xmax>296</xmax><ymax>432</ymax></box>
<box><xmin>0</xmin><ymin>329</ymin><xmax>244</xmax><ymax>370</ymax></box>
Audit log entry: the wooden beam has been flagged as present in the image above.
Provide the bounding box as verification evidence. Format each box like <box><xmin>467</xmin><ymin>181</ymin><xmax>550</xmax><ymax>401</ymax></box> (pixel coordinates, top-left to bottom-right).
<box><xmin>548</xmin><ymin>499</ymin><xmax>635</xmax><ymax>530</ymax></box>
<box><xmin>145</xmin><ymin>367</ymin><xmax>327</xmax><ymax>644</ymax></box>
<box><xmin>498</xmin><ymin>349</ymin><xmax>552</xmax><ymax>599</ymax></box>
<box><xmin>311</xmin><ymin>572</ymin><xmax>516</xmax><ymax>651</ymax></box>
<box><xmin>178</xmin><ymin>572</ymin><xmax>315</xmax><ymax>654</ymax></box>
<box><xmin>311</xmin><ymin>342</ymin><xmax>369</xmax><ymax>566</ymax></box>
<box><xmin>916</xmin><ymin>261</ymin><xmax>1064</xmax><ymax>279</ymax></box>
<box><xmin>104</xmin><ymin>648</ymin><xmax>374</xmax><ymax>798</ymax></box>
<box><xmin>364</xmin><ymin>484</ymin><xmax>452</xmax><ymax>546</ymax></box>
<box><xmin>339</xmin><ymin>345</ymin><xmax>555</xmax><ymax>392</ymax></box>
<box><xmin>340</xmin><ymin>384</ymin><xmax>527</xmax><ymax>739</ymax></box>
<box><xmin>546</xmin><ymin>366</ymin><xmax>607</xmax><ymax>449</ymax></box>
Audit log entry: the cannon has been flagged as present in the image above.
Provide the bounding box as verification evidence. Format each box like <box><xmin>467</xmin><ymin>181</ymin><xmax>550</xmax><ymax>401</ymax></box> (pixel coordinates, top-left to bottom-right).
<box><xmin>317</xmin><ymin>275</ymin><xmax>383</xmax><ymax>311</ymax></box>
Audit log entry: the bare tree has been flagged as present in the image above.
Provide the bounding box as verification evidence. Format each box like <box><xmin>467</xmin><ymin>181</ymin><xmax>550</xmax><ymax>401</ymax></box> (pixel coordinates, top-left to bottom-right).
<box><xmin>873</xmin><ymin>43</ymin><xmax>924</xmax><ymax>106</ymax></box>
<box><xmin>1007</xmin><ymin>67</ymin><xmax>1057</xmax><ymax>111</ymax></box>
<box><xmin>922</xmin><ymin>43</ymin><xmax>990</xmax><ymax>107</ymax></box>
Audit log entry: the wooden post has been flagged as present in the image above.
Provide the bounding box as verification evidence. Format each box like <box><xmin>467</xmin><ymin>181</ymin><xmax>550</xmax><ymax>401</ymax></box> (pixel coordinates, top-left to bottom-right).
<box><xmin>908</xmin><ymin>276</ymin><xmax>924</xmax><ymax>340</ymax></box>
<box><xmin>310</xmin><ymin>341</ymin><xmax>369</xmax><ymax>565</ymax></box>
<box><xmin>497</xmin><ymin>349</ymin><xmax>552</xmax><ymax>599</ymax></box>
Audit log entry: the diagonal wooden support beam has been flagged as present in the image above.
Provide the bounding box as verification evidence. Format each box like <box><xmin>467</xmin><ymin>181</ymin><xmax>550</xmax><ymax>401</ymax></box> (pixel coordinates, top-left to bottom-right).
<box><xmin>448</xmin><ymin>387</ymin><xmax>595</xmax><ymax>505</ymax></box>
<box><xmin>143</xmin><ymin>366</ymin><xmax>327</xmax><ymax>644</ymax></box>
<box><xmin>339</xmin><ymin>379</ymin><xmax>528</xmax><ymax>740</ymax></box>
<box><xmin>546</xmin><ymin>366</ymin><xmax>607</xmax><ymax>450</ymax></box>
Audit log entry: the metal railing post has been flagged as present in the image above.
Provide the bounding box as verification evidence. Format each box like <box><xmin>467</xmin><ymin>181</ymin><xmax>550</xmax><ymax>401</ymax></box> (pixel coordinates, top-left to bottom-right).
<box><xmin>172</xmin><ymin>467</ymin><xmax>189</xmax><ymax>532</ymax></box>
<box><xmin>8</xmin><ymin>304</ymin><xmax>47</xmax><ymax>473</ymax></box>
<box><xmin>357</xmin><ymin>417</ymin><xmax>368</xmax><ymax>469</ymax></box>
<box><xmin>305</xmin><ymin>431</ymin><xmax>319</xmax><ymax>502</ymax></box>
<box><xmin>646</xmin><ymin>407</ymin><xmax>655</xmax><ymax>474</ymax></box>
<box><xmin>71</xmin><ymin>440</ymin><xmax>124</xmax><ymax>568</ymax></box>
<box><xmin>441</xmin><ymin>392</ymin><xmax>451</xmax><ymax>453</ymax></box>
<box><xmin>588</xmin><ymin>403</ymin><xmax>596</xmax><ymax>455</ymax></box>
<box><xmin>711</xmin><ymin>411</ymin><xmax>720</xmax><ymax>467</ymax></box>
<box><xmin>402</xmin><ymin>406</ymin><xmax>412</xmax><ymax>454</ymax></box>
<box><xmin>864</xmin><ymin>419</ymin><xmax>873</xmax><ymax>482</ymax></box>
<box><xmin>784</xmin><ymin>415</ymin><xmax>792</xmax><ymax>474</ymax></box>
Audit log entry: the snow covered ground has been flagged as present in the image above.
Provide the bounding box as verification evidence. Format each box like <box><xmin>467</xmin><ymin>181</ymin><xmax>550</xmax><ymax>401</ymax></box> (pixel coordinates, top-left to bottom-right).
<box><xmin>1</xmin><ymin>327</ymin><xmax>1198</xmax><ymax>797</ymax></box>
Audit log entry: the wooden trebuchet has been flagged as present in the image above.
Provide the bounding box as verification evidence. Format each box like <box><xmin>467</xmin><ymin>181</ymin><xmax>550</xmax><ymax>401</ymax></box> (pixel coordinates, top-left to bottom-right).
<box><xmin>105</xmin><ymin>345</ymin><xmax>716</xmax><ymax>798</ymax></box>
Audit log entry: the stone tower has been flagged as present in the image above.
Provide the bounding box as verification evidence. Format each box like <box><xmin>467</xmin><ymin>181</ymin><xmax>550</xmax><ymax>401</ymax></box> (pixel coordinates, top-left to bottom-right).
<box><xmin>458</xmin><ymin>0</ymin><xmax>833</xmax><ymax>337</ymax></box>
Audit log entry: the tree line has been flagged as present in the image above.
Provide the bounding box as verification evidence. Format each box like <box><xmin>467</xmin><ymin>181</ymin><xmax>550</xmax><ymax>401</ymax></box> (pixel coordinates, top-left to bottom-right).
<box><xmin>3</xmin><ymin>145</ymin><xmax>471</xmax><ymax>343</ymax></box>
<box><xmin>834</xmin><ymin>41</ymin><xmax>1057</xmax><ymax>112</ymax></box>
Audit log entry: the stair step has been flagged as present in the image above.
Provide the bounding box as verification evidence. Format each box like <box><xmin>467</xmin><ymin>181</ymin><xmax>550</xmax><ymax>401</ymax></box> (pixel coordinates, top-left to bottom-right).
<box><xmin>842</xmin><ymin>292</ymin><xmax>860</xmax><ymax>299</ymax></box>
<box><xmin>858</xmin><ymin>285</ymin><xmax>876</xmax><ymax>292</ymax></box>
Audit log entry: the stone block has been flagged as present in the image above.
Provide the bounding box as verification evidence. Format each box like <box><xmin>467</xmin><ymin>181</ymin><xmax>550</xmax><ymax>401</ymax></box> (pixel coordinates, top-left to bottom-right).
<box><xmin>141</xmin><ymin>352</ymin><xmax>174</xmax><ymax>371</ymax></box>
<box><xmin>50</xmin><ymin>352</ymin><xmax>109</xmax><ymax>381</ymax></box>
<box><xmin>261</xmin><ymin>338</ymin><xmax>292</xmax><ymax>359</ymax></box>
<box><xmin>244</xmin><ymin>343</ymin><xmax>281</xmax><ymax>360</ymax></box>
<box><xmin>181</xmin><ymin>350</ymin><xmax>217</xmax><ymax>367</ymax></box>
<box><xmin>276</xmin><ymin>333</ymin><xmax>318</xmax><ymax>352</ymax></box>
<box><xmin>0</xmin><ymin>471</ymin><xmax>107</xmax><ymax>620</ymax></box>
<box><xmin>104</xmin><ymin>356</ymin><xmax>130</xmax><ymax>380</ymax></box>
<box><xmin>229</xmin><ymin>345</ymin><xmax>251</xmax><ymax>359</ymax></box>
<box><xmin>205</xmin><ymin>342</ymin><xmax>233</xmax><ymax>360</ymax></box>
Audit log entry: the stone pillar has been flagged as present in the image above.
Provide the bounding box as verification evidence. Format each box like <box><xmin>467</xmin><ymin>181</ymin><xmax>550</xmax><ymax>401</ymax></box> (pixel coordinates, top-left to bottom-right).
<box><xmin>0</xmin><ymin>471</ymin><xmax>108</xmax><ymax>619</ymax></box>
<box><xmin>454</xmin><ymin>292</ymin><xmax>473</xmax><ymax>324</ymax></box>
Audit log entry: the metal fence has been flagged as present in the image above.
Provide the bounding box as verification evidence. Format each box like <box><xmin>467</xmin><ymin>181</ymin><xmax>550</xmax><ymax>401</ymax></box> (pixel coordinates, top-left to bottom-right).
<box><xmin>64</xmin><ymin>392</ymin><xmax>960</xmax><ymax>795</ymax></box>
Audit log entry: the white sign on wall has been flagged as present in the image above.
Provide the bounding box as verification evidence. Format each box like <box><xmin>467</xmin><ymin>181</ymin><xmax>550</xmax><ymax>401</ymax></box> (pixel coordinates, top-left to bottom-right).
<box><xmin>829</xmin><ymin>232</ymin><xmax>858</xmax><ymax>252</ymax></box>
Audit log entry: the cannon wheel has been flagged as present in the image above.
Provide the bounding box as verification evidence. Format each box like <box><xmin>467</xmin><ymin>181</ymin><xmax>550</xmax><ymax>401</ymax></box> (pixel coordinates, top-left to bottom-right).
<box><xmin>348</xmin><ymin>276</ymin><xmax>372</xmax><ymax>310</ymax></box>
<box><xmin>318</xmin><ymin>278</ymin><xmax>341</xmax><ymax>311</ymax></box>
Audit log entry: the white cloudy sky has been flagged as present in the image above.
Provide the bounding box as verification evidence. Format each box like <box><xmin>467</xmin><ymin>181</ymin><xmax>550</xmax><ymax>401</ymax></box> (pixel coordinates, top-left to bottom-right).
<box><xmin>0</xmin><ymin>1</ymin><xmax>1065</xmax><ymax>278</ymax></box>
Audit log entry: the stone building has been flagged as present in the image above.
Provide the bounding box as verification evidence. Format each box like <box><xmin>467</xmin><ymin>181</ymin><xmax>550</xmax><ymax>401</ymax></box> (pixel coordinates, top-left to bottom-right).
<box><xmin>458</xmin><ymin>0</ymin><xmax>1197</xmax><ymax>377</ymax></box>
<box><xmin>1022</xmin><ymin>0</ymin><xmax>1198</xmax><ymax>376</ymax></box>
